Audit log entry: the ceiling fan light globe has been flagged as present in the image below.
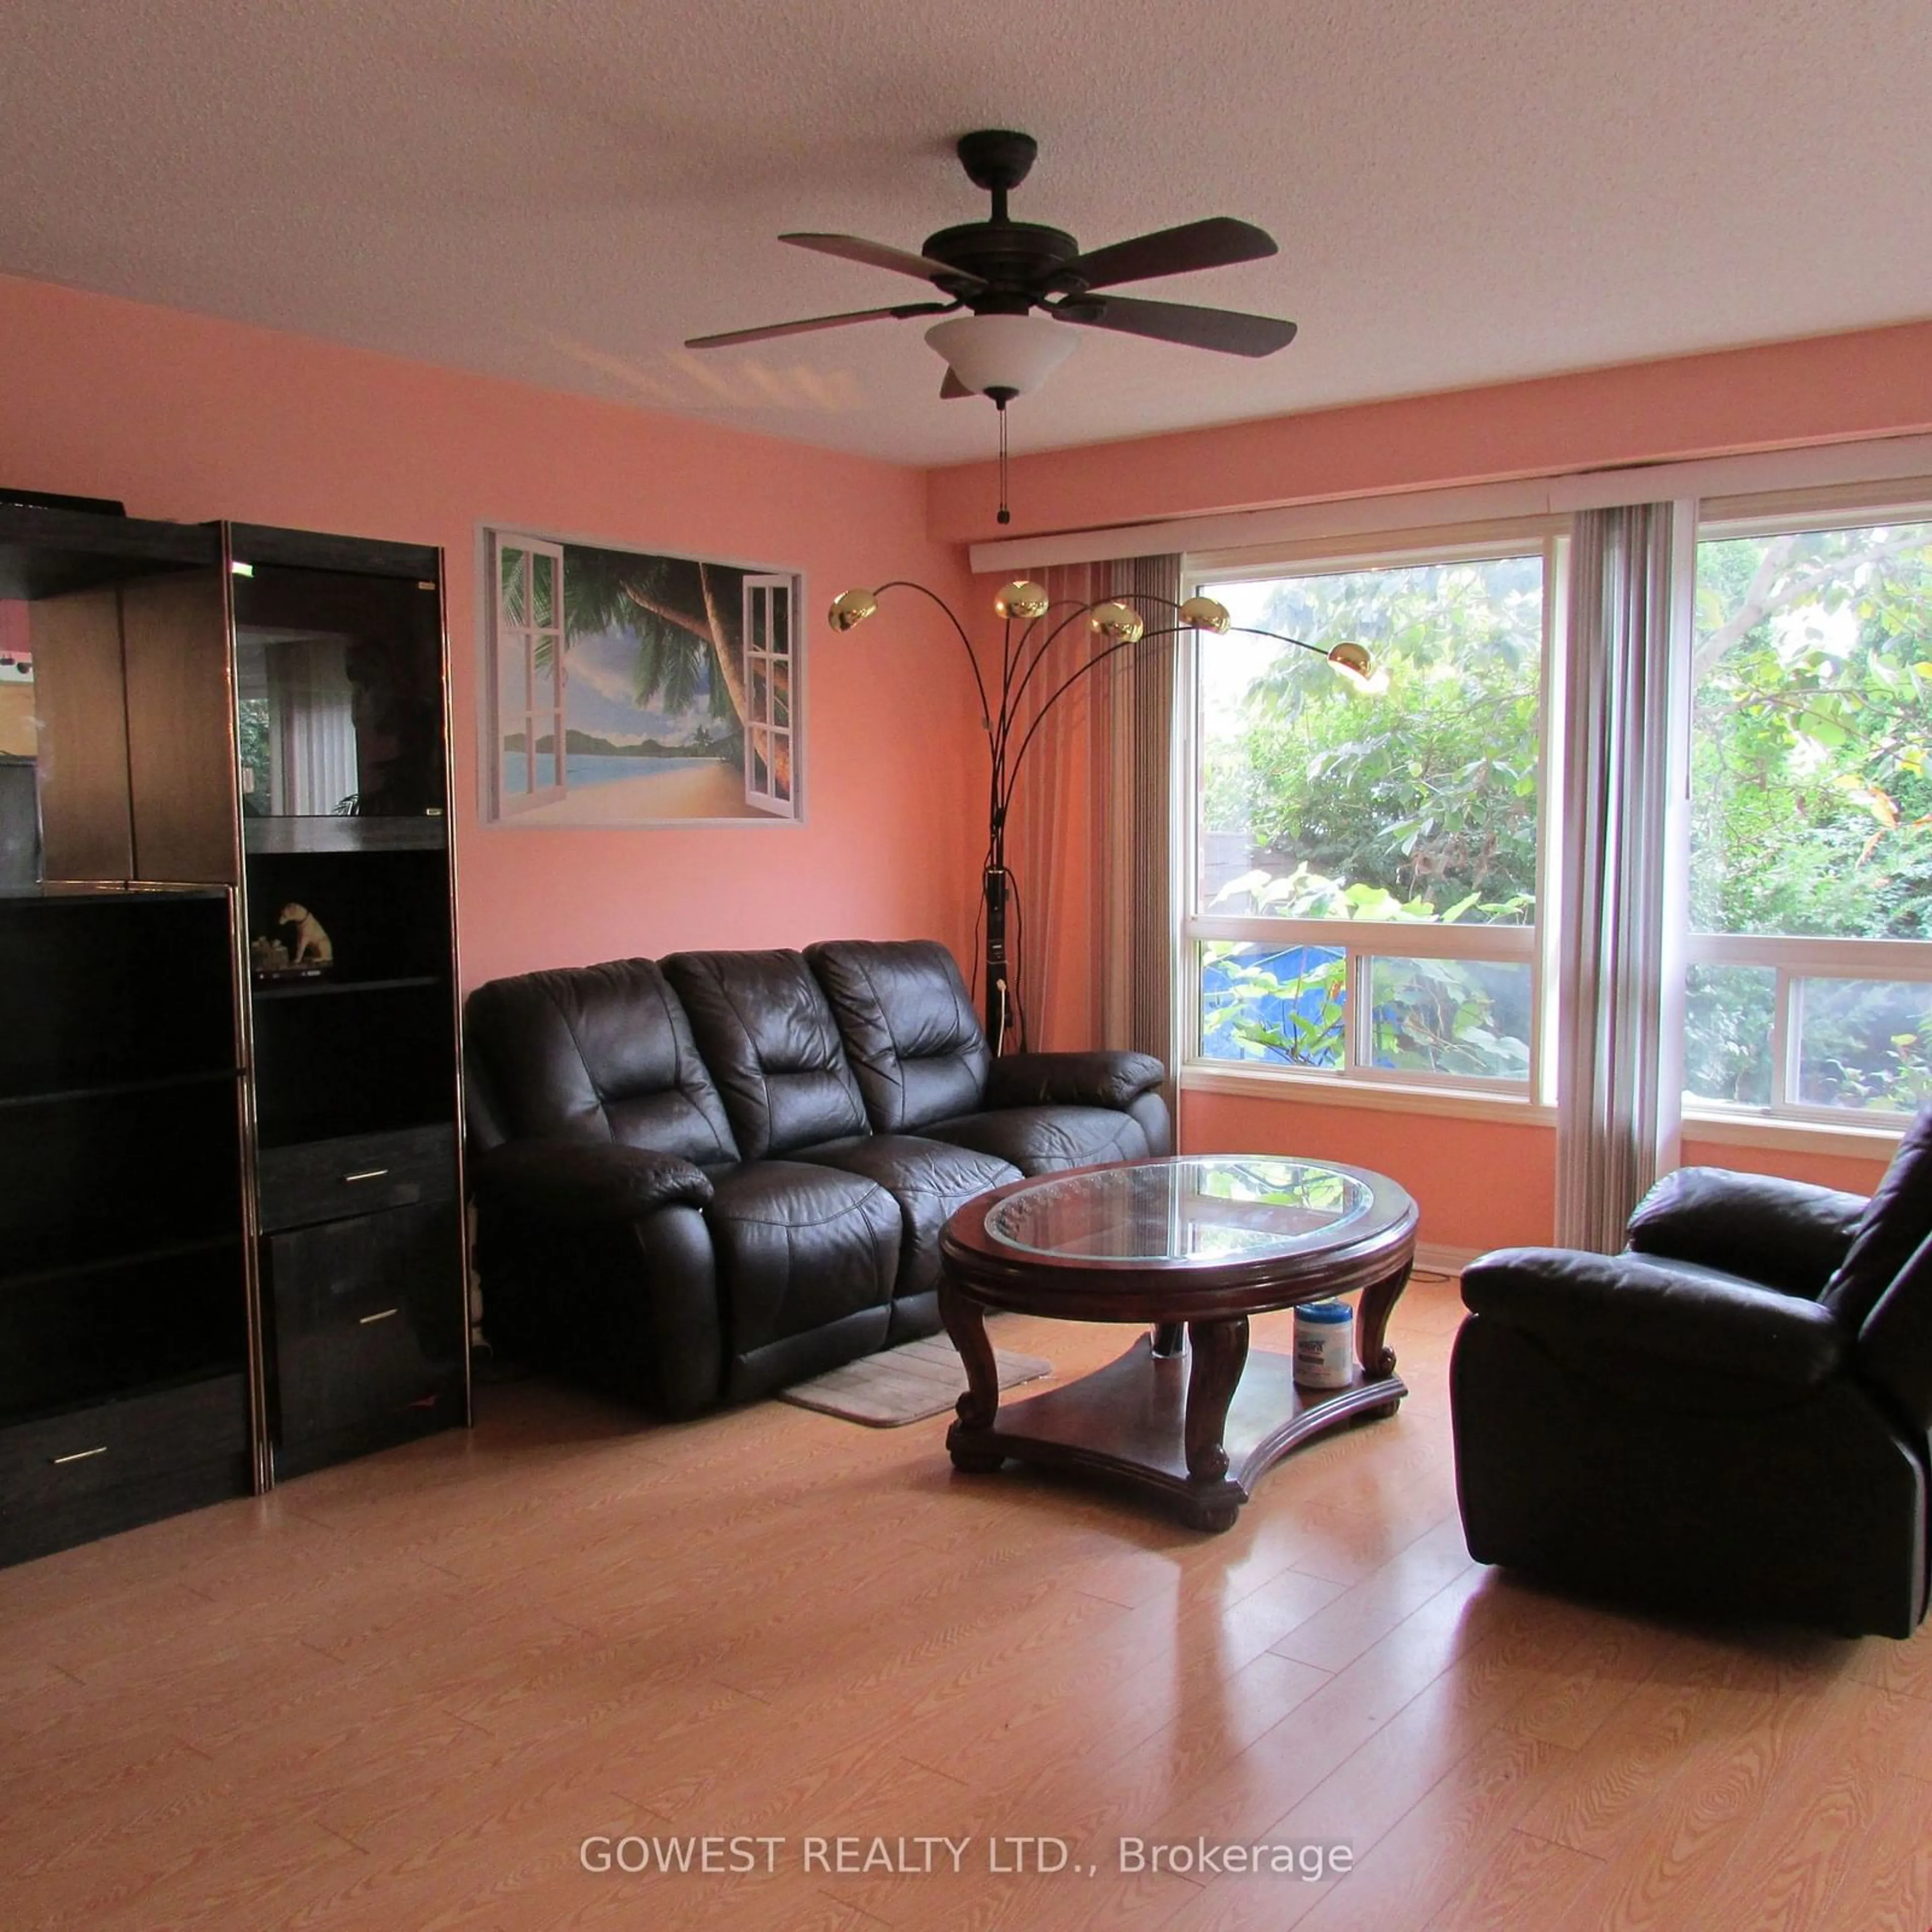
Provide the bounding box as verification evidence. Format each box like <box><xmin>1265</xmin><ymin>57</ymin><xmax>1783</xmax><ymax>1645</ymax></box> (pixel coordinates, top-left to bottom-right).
<box><xmin>925</xmin><ymin>314</ymin><xmax>1076</xmax><ymax>398</ymax></box>
<box><xmin>1178</xmin><ymin>594</ymin><xmax>1231</xmax><ymax>633</ymax></box>
<box><xmin>828</xmin><ymin>588</ymin><xmax>878</xmax><ymax>632</ymax></box>
<box><xmin>994</xmin><ymin>579</ymin><xmax>1051</xmax><ymax>622</ymax></box>
<box><xmin>1089</xmin><ymin>600</ymin><xmax>1146</xmax><ymax>645</ymax></box>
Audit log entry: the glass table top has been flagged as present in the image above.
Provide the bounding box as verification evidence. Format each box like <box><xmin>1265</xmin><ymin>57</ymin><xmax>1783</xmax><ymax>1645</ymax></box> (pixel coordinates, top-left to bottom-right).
<box><xmin>983</xmin><ymin>1156</ymin><xmax>1388</xmax><ymax>1265</ymax></box>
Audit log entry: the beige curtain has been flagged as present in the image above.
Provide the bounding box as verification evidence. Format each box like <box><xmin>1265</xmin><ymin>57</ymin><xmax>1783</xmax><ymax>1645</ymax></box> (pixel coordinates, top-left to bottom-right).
<box><xmin>1003</xmin><ymin>556</ymin><xmax>1179</xmax><ymax>1079</ymax></box>
<box><xmin>998</xmin><ymin>567</ymin><xmax>1092</xmax><ymax>1052</ymax></box>
<box><xmin>1555</xmin><ymin>502</ymin><xmax>1695</xmax><ymax>1249</ymax></box>
<box><xmin>1093</xmin><ymin>556</ymin><xmax>1181</xmax><ymax>1092</ymax></box>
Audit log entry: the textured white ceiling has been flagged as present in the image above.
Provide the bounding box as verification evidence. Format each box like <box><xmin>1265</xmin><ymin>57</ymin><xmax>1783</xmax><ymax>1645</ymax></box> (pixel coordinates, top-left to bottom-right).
<box><xmin>4</xmin><ymin>0</ymin><xmax>1929</xmax><ymax>468</ymax></box>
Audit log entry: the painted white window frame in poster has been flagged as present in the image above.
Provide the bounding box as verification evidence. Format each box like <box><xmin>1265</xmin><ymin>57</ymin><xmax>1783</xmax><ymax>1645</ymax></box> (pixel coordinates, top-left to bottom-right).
<box><xmin>490</xmin><ymin>533</ymin><xmax>567</xmax><ymax>817</ymax></box>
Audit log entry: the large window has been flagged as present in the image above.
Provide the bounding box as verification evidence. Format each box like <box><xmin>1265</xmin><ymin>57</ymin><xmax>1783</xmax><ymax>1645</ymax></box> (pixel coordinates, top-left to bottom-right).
<box><xmin>1686</xmin><ymin>511</ymin><xmax>1932</xmax><ymax>1119</ymax></box>
<box><xmin>1177</xmin><ymin>490</ymin><xmax>1932</xmax><ymax>1132</ymax></box>
<box><xmin>1185</xmin><ymin>541</ymin><xmax>1550</xmax><ymax>1094</ymax></box>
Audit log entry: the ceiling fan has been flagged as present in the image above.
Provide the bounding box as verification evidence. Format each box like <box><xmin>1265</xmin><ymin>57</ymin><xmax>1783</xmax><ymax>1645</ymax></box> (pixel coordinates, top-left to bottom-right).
<box><xmin>686</xmin><ymin>130</ymin><xmax>1295</xmax><ymax>521</ymax></box>
<box><xmin>685</xmin><ymin>127</ymin><xmax>1295</xmax><ymax>426</ymax></box>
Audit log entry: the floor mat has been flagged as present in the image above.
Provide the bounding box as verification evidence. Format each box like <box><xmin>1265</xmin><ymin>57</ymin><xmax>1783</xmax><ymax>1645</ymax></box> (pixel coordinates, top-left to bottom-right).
<box><xmin>777</xmin><ymin>1331</ymin><xmax>1052</xmax><ymax>1427</ymax></box>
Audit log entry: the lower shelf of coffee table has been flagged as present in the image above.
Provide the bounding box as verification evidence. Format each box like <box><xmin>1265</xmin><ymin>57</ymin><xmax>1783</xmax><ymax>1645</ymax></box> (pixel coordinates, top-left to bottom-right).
<box><xmin>945</xmin><ymin>1334</ymin><xmax>1406</xmax><ymax>1532</ymax></box>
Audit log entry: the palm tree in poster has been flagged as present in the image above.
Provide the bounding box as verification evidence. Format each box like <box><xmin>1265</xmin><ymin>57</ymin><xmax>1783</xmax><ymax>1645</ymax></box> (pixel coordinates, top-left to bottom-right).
<box><xmin>561</xmin><ymin>546</ymin><xmax>746</xmax><ymax>726</ymax></box>
<box><xmin>508</xmin><ymin>541</ymin><xmax>792</xmax><ymax>797</ymax></box>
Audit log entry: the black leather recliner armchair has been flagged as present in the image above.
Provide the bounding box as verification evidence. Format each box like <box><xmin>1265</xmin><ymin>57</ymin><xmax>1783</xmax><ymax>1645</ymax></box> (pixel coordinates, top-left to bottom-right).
<box><xmin>463</xmin><ymin>939</ymin><xmax>1170</xmax><ymax>1418</ymax></box>
<box><xmin>1451</xmin><ymin>1114</ymin><xmax>1932</xmax><ymax>1637</ymax></box>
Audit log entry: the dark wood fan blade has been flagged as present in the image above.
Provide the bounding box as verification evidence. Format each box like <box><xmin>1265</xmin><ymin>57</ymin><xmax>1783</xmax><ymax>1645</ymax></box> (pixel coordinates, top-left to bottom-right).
<box><xmin>1057</xmin><ymin>294</ymin><xmax>1297</xmax><ymax>357</ymax></box>
<box><xmin>780</xmin><ymin>232</ymin><xmax>986</xmax><ymax>290</ymax></box>
<box><xmin>684</xmin><ymin>302</ymin><xmax>952</xmax><ymax>350</ymax></box>
<box><xmin>1065</xmin><ymin>217</ymin><xmax>1278</xmax><ymax>291</ymax></box>
<box><xmin>940</xmin><ymin>368</ymin><xmax>973</xmax><ymax>399</ymax></box>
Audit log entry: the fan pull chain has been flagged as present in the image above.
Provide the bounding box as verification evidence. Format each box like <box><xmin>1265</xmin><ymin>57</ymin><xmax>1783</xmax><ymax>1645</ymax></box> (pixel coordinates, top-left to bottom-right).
<box><xmin>996</xmin><ymin>398</ymin><xmax>1011</xmax><ymax>526</ymax></box>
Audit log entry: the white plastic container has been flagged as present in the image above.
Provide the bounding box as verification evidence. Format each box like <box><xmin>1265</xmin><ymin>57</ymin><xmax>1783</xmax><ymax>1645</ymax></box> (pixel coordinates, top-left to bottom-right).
<box><xmin>1294</xmin><ymin>1299</ymin><xmax>1355</xmax><ymax>1389</ymax></box>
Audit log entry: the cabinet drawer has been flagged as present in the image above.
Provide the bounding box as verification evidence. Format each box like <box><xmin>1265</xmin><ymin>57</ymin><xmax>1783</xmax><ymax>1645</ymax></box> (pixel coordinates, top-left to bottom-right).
<box><xmin>267</xmin><ymin>1201</ymin><xmax>465</xmax><ymax>1461</ymax></box>
<box><xmin>0</xmin><ymin>1374</ymin><xmax>251</xmax><ymax>1565</ymax></box>
<box><xmin>257</xmin><ymin>1125</ymin><xmax>456</xmax><ymax>1231</ymax></box>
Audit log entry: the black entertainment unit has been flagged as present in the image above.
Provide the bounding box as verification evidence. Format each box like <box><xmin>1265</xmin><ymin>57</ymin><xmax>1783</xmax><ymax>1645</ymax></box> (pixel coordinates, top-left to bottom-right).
<box><xmin>0</xmin><ymin>503</ymin><xmax>468</xmax><ymax>1564</ymax></box>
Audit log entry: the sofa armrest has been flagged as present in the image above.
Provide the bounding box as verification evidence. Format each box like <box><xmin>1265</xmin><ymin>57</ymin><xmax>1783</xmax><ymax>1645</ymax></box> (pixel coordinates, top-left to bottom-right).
<box><xmin>984</xmin><ymin>1050</ymin><xmax>1165</xmax><ymax>1112</ymax></box>
<box><xmin>1625</xmin><ymin>1167</ymin><xmax>1866</xmax><ymax>1298</ymax></box>
<box><xmin>1461</xmin><ymin>1247</ymin><xmax>1849</xmax><ymax>1388</ymax></box>
<box><xmin>469</xmin><ymin>1140</ymin><xmax>714</xmax><ymax>1224</ymax></box>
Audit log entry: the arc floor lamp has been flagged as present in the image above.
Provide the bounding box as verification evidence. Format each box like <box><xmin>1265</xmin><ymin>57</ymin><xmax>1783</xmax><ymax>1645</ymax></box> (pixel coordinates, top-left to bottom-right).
<box><xmin>829</xmin><ymin>578</ymin><xmax>1375</xmax><ymax>1053</ymax></box>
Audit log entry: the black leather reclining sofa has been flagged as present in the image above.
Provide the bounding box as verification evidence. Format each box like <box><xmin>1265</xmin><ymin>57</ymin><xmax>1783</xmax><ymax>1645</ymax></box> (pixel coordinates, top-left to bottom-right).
<box><xmin>463</xmin><ymin>939</ymin><xmax>1170</xmax><ymax>1417</ymax></box>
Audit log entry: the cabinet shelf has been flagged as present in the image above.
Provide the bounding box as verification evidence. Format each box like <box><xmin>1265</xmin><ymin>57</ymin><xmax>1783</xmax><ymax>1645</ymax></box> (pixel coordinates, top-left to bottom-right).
<box><xmin>0</xmin><ymin>1232</ymin><xmax>245</xmax><ymax>1296</ymax></box>
<box><xmin>243</xmin><ymin>817</ymin><xmax>447</xmax><ymax>855</ymax></box>
<box><xmin>0</xmin><ymin>505</ymin><xmax>219</xmax><ymax>601</ymax></box>
<box><xmin>0</xmin><ymin>1362</ymin><xmax>247</xmax><ymax>1434</ymax></box>
<box><xmin>0</xmin><ymin>1067</ymin><xmax>242</xmax><ymax>1110</ymax></box>
<box><xmin>252</xmin><ymin>973</ymin><xmax>443</xmax><ymax>1003</ymax></box>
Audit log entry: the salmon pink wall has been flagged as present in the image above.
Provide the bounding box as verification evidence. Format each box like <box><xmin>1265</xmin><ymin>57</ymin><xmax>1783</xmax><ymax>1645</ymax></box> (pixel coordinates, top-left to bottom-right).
<box><xmin>1178</xmin><ymin>1104</ymin><xmax>1890</xmax><ymax>1257</ymax></box>
<box><xmin>0</xmin><ymin>273</ymin><xmax>982</xmax><ymax>987</ymax></box>
<box><xmin>1679</xmin><ymin>1137</ymin><xmax>1889</xmax><ymax>1199</ymax></box>
<box><xmin>929</xmin><ymin>319</ymin><xmax>1932</xmax><ymax>543</ymax></box>
<box><xmin>1180</xmin><ymin>1091</ymin><xmax>1557</xmax><ymax>1257</ymax></box>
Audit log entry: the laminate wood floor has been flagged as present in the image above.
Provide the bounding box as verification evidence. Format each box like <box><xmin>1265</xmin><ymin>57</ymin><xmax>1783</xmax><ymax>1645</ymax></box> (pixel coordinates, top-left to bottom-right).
<box><xmin>4</xmin><ymin>1277</ymin><xmax>1929</xmax><ymax>1930</ymax></box>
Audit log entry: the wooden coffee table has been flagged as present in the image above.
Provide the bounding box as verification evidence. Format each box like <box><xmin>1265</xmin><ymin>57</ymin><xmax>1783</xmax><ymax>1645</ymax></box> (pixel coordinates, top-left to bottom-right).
<box><xmin>938</xmin><ymin>1154</ymin><xmax>1418</xmax><ymax>1531</ymax></box>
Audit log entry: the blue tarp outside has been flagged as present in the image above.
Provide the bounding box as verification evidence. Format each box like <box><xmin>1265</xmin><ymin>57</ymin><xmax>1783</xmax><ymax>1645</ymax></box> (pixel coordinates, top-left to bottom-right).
<box><xmin>1200</xmin><ymin>943</ymin><xmax>1343</xmax><ymax>1064</ymax></box>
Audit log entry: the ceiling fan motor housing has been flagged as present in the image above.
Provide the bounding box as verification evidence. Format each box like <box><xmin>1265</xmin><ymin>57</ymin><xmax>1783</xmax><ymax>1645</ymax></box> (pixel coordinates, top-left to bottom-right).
<box><xmin>920</xmin><ymin>222</ymin><xmax>1084</xmax><ymax>310</ymax></box>
<box><xmin>922</xmin><ymin>130</ymin><xmax>1088</xmax><ymax>312</ymax></box>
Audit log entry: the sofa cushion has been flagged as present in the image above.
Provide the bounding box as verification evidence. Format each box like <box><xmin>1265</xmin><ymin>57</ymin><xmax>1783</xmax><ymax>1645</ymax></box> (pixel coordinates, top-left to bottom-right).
<box><xmin>924</xmin><ymin>1102</ymin><xmax>1152</xmax><ymax>1176</ymax></box>
<box><xmin>704</xmin><ymin>1161</ymin><xmax>899</xmax><ymax>1394</ymax></box>
<box><xmin>666</xmin><ymin>949</ymin><xmax>871</xmax><ymax>1162</ymax></box>
<box><xmin>808</xmin><ymin>939</ymin><xmax>991</xmax><ymax>1134</ymax></box>
<box><xmin>796</xmin><ymin>1134</ymin><xmax>1021</xmax><ymax>1339</ymax></box>
<box><xmin>464</xmin><ymin>958</ymin><xmax>738</xmax><ymax>1165</ymax></box>
<box><xmin>1821</xmin><ymin>1106</ymin><xmax>1932</xmax><ymax>1324</ymax></box>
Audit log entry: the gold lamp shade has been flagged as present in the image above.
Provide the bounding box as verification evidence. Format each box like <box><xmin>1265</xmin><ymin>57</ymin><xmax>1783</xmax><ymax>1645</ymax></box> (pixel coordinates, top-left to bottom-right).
<box><xmin>1088</xmin><ymin>600</ymin><xmax>1146</xmax><ymax>645</ymax></box>
<box><xmin>1326</xmin><ymin>640</ymin><xmax>1373</xmax><ymax>679</ymax></box>
<box><xmin>828</xmin><ymin>587</ymin><xmax>878</xmax><ymax>632</ymax></box>
<box><xmin>1177</xmin><ymin>594</ymin><xmax>1231</xmax><ymax>633</ymax></box>
<box><xmin>993</xmin><ymin>579</ymin><xmax>1051</xmax><ymax>622</ymax></box>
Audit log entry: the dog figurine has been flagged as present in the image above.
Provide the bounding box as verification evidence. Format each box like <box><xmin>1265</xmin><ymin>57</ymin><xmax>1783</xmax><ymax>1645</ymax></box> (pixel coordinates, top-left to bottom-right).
<box><xmin>279</xmin><ymin>903</ymin><xmax>334</xmax><ymax>966</ymax></box>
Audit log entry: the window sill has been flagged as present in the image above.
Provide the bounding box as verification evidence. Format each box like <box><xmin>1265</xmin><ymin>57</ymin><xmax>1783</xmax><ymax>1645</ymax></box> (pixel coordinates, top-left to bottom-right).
<box><xmin>1180</xmin><ymin>1068</ymin><xmax>1908</xmax><ymax>1155</ymax></box>
<box><xmin>1181</xmin><ymin>1062</ymin><xmax>1556</xmax><ymax>1128</ymax></box>
<box><xmin>1679</xmin><ymin>1109</ymin><xmax>1904</xmax><ymax>1161</ymax></box>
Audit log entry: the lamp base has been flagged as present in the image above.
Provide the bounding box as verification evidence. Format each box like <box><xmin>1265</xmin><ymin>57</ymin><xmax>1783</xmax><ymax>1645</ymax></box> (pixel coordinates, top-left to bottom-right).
<box><xmin>984</xmin><ymin>861</ymin><xmax>1011</xmax><ymax>1055</ymax></box>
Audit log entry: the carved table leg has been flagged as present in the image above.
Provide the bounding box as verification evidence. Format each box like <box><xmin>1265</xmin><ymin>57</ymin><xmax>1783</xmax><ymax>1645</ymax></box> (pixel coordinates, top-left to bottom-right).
<box><xmin>1182</xmin><ymin>1315</ymin><xmax>1250</xmax><ymax>1530</ymax></box>
<box><xmin>1150</xmin><ymin>1322</ymin><xmax>1186</xmax><ymax>1358</ymax></box>
<box><xmin>939</xmin><ymin>1280</ymin><xmax>1005</xmax><ymax>1472</ymax></box>
<box><xmin>1354</xmin><ymin>1254</ymin><xmax>1413</xmax><ymax>1418</ymax></box>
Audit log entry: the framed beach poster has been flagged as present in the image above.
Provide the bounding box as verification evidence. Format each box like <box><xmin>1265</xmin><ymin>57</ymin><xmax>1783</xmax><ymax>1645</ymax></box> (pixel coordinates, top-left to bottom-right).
<box><xmin>486</xmin><ymin>530</ymin><xmax>802</xmax><ymax>824</ymax></box>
